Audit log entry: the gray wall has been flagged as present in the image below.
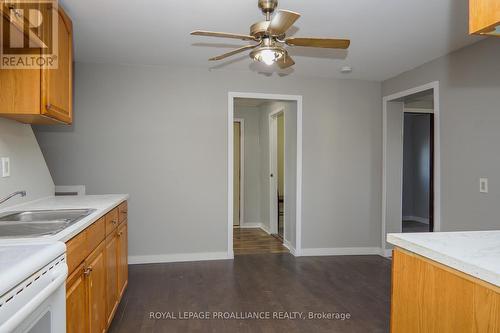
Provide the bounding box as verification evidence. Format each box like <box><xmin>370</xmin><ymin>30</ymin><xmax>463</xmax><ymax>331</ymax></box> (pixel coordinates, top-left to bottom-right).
<box><xmin>385</xmin><ymin>101</ymin><xmax>404</xmax><ymax>238</ymax></box>
<box><xmin>402</xmin><ymin>114</ymin><xmax>431</xmax><ymax>221</ymax></box>
<box><xmin>0</xmin><ymin>118</ymin><xmax>54</xmax><ymax>209</ymax></box>
<box><xmin>383</xmin><ymin>39</ymin><xmax>500</xmax><ymax>231</ymax></box>
<box><xmin>34</xmin><ymin>62</ymin><xmax>382</xmax><ymax>259</ymax></box>
<box><xmin>233</xmin><ymin>106</ymin><xmax>262</xmax><ymax>225</ymax></box>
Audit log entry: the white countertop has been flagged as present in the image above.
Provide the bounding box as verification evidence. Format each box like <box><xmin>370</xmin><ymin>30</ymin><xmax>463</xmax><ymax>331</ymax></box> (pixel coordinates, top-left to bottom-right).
<box><xmin>387</xmin><ymin>231</ymin><xmax>500</xmax><ymax>288</ymax></box>
<box><xmin>0</xmin><ymin>194</ymin><xmax>129</xmax><ymax>243</ymax></box>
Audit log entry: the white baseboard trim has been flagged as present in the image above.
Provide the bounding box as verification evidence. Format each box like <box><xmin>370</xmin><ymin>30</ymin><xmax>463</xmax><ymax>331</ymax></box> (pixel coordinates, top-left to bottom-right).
<box><xmin>238</xmin><ymin>222</ymin><xmax>263</xmax><ymax>228</ymax></box>
<box><xmin>238</xmin><ymin>222</ymin><xmax>271</xmax><ymax>234</ymax></box>
<box><xmin>380</xmin><ymin>248</ymin><xmax>393</xmax><ymax>258</ymax></box>
<box><xmin>403</xmin><ymin>216</ymin><xmax>429</xmax><ymax>224</ymax></box>
<box><xmin>301</xmin><ymin>247</ymin><xmax>383</xmax><ymax>256</ymax></box>
<box><xmin>283</xmin><ymin>239</ymin><xmax>296</xmax><ymax>256</ymax></box>
<box><xmin>129</xmin><ymin>251</ymin><xmax>230</xmax><ymax>265</ymax></box>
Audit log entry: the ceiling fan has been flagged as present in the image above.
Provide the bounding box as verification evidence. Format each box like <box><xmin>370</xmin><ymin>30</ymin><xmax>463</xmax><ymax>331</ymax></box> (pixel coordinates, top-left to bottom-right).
<box><xmin>191</xmin><ymin>0</ymin><xmax>350</xmax><ymax>69</ymax></box>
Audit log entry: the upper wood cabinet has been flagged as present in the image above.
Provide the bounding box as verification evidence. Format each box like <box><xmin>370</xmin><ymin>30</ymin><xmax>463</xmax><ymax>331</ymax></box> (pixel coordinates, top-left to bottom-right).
<box><xmin>0</xmin><ymin>3</ymin><xmax>73</xmax><ymax>124</ymax></box>
<box><xmin>470</xmin><ymin>0</ymin><xmax>500</xmax><ymax>36</ymax></box>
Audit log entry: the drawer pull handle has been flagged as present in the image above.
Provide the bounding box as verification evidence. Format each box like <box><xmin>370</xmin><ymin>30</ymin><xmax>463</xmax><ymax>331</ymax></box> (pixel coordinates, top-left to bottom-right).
<box><xmin>112</xmin><ymin>220</ymin><xmax>117</xmax><ymax>225</ymax></box>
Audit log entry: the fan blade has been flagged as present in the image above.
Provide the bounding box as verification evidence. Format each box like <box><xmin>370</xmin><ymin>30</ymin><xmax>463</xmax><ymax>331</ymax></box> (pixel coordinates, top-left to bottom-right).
<box><xmin>191</xmin><ymin>30</ymin><xmax>256</xmax><ymax>41</ymax></box>
<box><xmin>286</xmin><ymin>38</ymin><xmax>350</xmax><ymax>49</ymax></box>
<box><xmin>209</xmin><ymin>44</ymin><xmax>260</xmax><ymax>61</ymax></box>
<box><xmin>267</xmin><ymin>10</ymin><xmax>301</xmax><ymax>36</ymax></box>
<box><xmin>277</xmin><ymin>54</ymin><xmax>295</xmax><ymax>69</ymax></box>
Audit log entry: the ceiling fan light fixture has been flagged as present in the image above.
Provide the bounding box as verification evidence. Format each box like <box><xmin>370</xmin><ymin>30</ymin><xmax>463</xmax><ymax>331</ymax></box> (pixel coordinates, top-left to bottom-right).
<box><xmin>250</xmin><ymin>47</ymin><xmax>284</xmax><ymax>66</ymax></box>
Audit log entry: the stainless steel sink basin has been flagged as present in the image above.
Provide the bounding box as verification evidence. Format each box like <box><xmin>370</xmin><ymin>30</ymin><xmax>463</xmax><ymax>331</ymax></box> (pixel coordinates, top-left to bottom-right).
<box><xmin>0</xmin><ymin>209</ymin><xmax>96</xmax><ymax>238</ymax></box>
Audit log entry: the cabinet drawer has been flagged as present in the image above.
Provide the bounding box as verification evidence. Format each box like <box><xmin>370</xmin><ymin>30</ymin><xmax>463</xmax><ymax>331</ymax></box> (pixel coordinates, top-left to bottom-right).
<box><xmin>118</xmin><ymin>201</ymin><xmax>128</xmax><ymax>224</ymax></box>
<box><xmin>105</xmin><ymin>208</ymin><xmax>119</xmax><ymax>236</ymax></box>
<box><xmin>66</xmin><ymin>231</ymin><xmax>88</xmax><ymax>274</ymax></box>
<box><xmin>87</xmin><ymin>217</ymin><xmax>105</xmax><ymax>252</ymax></box>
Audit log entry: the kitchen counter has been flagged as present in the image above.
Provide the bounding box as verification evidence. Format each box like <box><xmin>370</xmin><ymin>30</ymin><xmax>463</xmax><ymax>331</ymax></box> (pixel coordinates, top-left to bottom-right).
<box><xmin>0</xmin><ymin>194</ymin><xmax>129</xmax><ymax>243</ymax></box>
<box><xmin>387</xmin><ymin>230</ymin><xmax>500</xmax><ymax>287</ymax></box>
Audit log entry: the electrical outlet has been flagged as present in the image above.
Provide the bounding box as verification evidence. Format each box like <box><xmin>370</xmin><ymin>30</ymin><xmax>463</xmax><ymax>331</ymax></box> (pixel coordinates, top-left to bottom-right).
<box><xmin>479</xmin><ymin>178</ymin><xmax>488</xmax><ymax>193</ymax></box>
<box><xmin>1</xmin><ymin>157</ymin><xmax>10</xmax><ymax>177</ymax></box>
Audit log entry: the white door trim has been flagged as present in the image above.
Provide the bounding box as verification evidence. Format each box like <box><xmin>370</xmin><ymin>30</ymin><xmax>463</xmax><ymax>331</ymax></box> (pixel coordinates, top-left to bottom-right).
<box><xmin>382</xmin><ymin>81</ymin><xmax>441</xmax><ymax>255</ymax></box>
<box><xmin>228</xmin><ymin>92</ymin><xmax>303</xmax><ymax>258</ymax></box>
<box><xmin>268</xmin><ymin>108</ymin><xmax>285</xmax><ymax>235</ymax></box>
<box><xmin>233</xmin><ymin>118</ymin><xmax>245</xmax><ymax>227</ymax></box>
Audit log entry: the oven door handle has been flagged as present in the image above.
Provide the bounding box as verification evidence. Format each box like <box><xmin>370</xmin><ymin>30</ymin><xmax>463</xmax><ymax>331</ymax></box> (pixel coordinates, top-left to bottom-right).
<box><xmin>0</xmin><ymin>264</ymin><xmax>68</xmax><ymax>333</ymax></box>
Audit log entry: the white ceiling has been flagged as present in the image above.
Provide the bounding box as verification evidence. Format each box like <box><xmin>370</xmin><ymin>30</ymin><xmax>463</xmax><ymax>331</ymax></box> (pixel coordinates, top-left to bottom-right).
<box><xmin>61</xmin><ymin>0</ymin><xmax>481</xmax><ymax>81</ymax></box>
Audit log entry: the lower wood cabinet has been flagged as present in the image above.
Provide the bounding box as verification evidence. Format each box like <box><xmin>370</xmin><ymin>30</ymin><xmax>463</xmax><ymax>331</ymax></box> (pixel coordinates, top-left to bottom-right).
<box><xmin>66</xmin><ymin>263</ymin><xmax>88</xmax><ymax>333</ymax></box>
<box><xmin>117</xmin><ymin>222</ymin><xmax>128</xmax><ymax>298</ymax></box>
<box><xmin>87</xmin><ymin>242</ymin><xmax>107</xmax><ymax>333</ymax></box>
<box><xmin>66</xmin><ymin>201</ymin><xmax>128</xmax><ymax>333</ymax></box>
<box><xmin>105</xmin><ymin>232</ymin><xmax>119</xmax><ymax>327</ymax></box>
<box><xmin>391</xmin><ymin>248</ymin><xmax>500</xmax><ymax>333</ymax></box>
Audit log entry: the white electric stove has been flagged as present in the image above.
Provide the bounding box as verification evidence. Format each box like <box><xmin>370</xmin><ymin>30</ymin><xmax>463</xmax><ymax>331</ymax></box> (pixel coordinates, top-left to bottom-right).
<box><xmin>0</xmin><ymin>242</ymin><xmax>67</xmax><ymax>333</ymax></box>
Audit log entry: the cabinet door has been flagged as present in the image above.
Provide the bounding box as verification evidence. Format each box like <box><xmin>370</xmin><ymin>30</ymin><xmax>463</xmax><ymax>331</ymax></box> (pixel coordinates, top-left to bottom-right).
<box><xmin>66</xmin><ymin>263</ymin><xmax>88</xmax><ymax>333</ymax></box>
<box><xmin>117</xmin><ymin>222</ymin><xmax>128</xmax><ymax>298</ymax></box>
<box><xmin>105</xmin><ymin>233</ymin><xmax>119</xmax><ymax>326</ymax></box>
<box><xmin>41</xmin><ymin>6</ymin><xmax>73</xmax><ymax>123</ymax></box>
<box><xmin>0</xmin><ymin>12</ymin><xmax>41</xmax><ymax>117</ymax></box>
<box><xmin>86</xmin><ymin>242</ymin><xmax>106</xmax><ymax>333</ymax></box>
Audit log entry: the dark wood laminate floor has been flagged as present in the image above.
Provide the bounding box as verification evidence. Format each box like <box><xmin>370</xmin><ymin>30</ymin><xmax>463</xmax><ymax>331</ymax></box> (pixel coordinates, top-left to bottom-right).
<box><xmin>233</xmin><ymin>228</ymin><xmax>289</xmax><ymax>255</ymax></box>
<box><xmin>109</xmin><ymin>254</ymin><xmax>391</xmax><ymax>333</ymax></box>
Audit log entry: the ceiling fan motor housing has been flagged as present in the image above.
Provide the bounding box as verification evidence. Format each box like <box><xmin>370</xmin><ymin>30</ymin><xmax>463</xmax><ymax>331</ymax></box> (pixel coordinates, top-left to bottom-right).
<box><xmin>258</xmin><ymin>0</ymin><xmax>278</xmax><ymax>14</ymax></box>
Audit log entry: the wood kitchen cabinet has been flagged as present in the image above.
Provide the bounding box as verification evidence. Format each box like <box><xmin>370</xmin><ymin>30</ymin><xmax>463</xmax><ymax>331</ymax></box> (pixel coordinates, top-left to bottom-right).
<box><xmin>66</xmin><ymin>263</ymin><xmax>88</xmax><ymax>333</ymax></box>
<box><xmin>86</xmin><ymin>242</ymin><xmax>107</xmax><ymax>333</ymax></box>
<box><xmin>391</xmin><ymin>248</ymin><xmax>500</xmax><ymax>332</ymax></box>
<box><xmin>0</xmin><ymin>3</ymin><xmax>73</xmax><ymax>124</ymax></box>
<box><xmin>65</xmin><ymin>201</ymin><xmax>128</xmax><ymax>333</ymax></box>
<box><xmin>470</xmin><ymin>0</ymin><xmax>500</xmax><ymax>36</ymax></box>
<box><xmin>105</xmin><ymin>232</ymin><xmax>119</xmax><ymax>327</ymax></box>
<box><xmin>117</xmin><ymin>221</ymin><xmax>128</xmax><ymax>298</ymax></box>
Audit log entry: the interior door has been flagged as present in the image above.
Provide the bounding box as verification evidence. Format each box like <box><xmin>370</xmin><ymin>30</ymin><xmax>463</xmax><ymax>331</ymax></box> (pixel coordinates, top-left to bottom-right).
<box><xmin>233</xmin><ymin>122</ymin><xmax>241</xmax><ymax>226</ymax></box>
<box><xmin>277</xmin><ymin>113</ymin><xmax>285</xmax><ymax>238</ymax></box>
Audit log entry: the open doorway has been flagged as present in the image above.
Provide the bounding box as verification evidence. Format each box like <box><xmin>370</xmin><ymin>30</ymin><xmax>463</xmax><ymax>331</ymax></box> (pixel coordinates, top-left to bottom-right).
<box><xmin>382</xmin><ymin>82</ymin><xmax>441</xmax><ymax>254</ymax></box>
<box><xmin>228</xmin><ymin>93</ymin><xmax>303</xmax><ymax>258</ymax></box>
<box><xmin>402</xmin><ymin>112</ymin><xmax>434</xmax><ymax>233</ymax></box>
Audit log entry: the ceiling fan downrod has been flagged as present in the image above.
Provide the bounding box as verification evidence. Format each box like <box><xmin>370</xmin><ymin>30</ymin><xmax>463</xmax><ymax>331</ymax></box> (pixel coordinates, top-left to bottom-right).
<box><xmin>258</xmin><ymin>0</ymin><xmax>278</xmax><ymax>20</ymax></box>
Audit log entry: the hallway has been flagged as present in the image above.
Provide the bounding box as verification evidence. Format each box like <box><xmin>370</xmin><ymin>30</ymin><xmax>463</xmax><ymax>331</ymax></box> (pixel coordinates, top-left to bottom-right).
<box><xmin>233</xmin><ymin>228</ymin><xmax>289</xmax><ymax>255</ymax></box>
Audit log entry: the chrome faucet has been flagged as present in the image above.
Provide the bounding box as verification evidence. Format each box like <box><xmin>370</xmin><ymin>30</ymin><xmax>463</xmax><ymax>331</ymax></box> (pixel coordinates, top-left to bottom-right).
<box><xmin>0</xmin><ymin>190</ymin><xmax>27</xmax><ymax>206</ymax></box>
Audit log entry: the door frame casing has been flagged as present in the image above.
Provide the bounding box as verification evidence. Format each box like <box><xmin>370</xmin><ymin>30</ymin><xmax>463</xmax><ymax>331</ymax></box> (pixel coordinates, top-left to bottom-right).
<box><xmin>233</xmin><ymin>118</ymin><xmax>245</xmax><ymax>227</ymax></box>
<box><xmin>382</xmin><ymin>81</ymin><xmax>441</xmax><ymax>256</ymax></box>
<box><xmin>268</xmin><ymin>108</ymin><xmax>285</xmax><ymax>236</ymax></box>
<box><xmin>228</xmin><ymin>92</ymin><xmax>303</xmax><ymax>258</ymax></box>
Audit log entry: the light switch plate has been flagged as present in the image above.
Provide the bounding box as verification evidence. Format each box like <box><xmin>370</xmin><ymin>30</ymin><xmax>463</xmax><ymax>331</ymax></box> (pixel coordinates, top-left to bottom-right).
<box><xmin>1</xmin><ymin>157</ymin><xmax>10</xmax><ymax>177</ymax></box>
<box><xmin>479</xmin><ymin>178</ymin><xmax>488</xmax><ymax>193</ymax></box>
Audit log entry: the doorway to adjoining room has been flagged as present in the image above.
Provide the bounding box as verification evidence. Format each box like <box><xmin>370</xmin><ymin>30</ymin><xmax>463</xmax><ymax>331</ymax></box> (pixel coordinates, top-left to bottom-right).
<box><xmin>382</xmin><ymin>82</ymin><xmax>440</xmax><ymax>255</ymax></box>
<box><xmin>229</xmin><ymin>94</ymin><xmax>301</xmax><ymax>256</ymax></box>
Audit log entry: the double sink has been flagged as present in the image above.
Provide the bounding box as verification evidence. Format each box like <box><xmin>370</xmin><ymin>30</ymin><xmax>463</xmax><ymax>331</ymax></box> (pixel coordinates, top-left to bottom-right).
<box><xmin>0</xmin><ymin>209</ymin><xmax>96</xmax><ymax>238</ymax></box>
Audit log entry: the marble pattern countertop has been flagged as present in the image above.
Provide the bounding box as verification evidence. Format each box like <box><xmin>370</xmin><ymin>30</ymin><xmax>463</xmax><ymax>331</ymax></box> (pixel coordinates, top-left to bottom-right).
<box><xmin>0</xmin><ymin>194</ymin><xmax>129</xmax><ymax>243</ymax></box>
<box><xmin>387</xmin><ymin>231</ymin><xmax>500</xmax><ymax>287</ymax></box>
